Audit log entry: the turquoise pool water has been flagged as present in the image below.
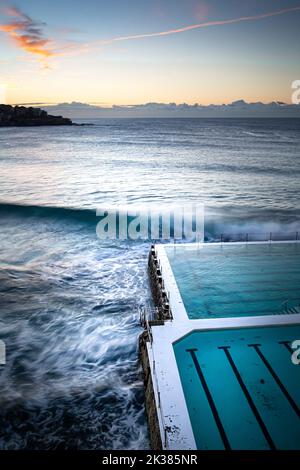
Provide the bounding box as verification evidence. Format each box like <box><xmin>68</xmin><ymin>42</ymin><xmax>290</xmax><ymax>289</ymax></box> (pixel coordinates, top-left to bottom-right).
<box><xmin>174</xmin><ymin>325</ymin><xmax>300</xmax><ymax>450</ymax></box>
<box><xmin>166</xmin><ymin>243</ymin><xmax>300</xmax><ymax>319</ymax></box>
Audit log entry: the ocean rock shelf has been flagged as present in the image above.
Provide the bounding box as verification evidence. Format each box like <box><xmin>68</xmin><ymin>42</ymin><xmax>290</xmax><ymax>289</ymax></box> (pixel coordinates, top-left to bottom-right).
<box><xmin>0</xmin><ymin>104</ymin><xmax>73</xmax><ymax>126</ymax></box>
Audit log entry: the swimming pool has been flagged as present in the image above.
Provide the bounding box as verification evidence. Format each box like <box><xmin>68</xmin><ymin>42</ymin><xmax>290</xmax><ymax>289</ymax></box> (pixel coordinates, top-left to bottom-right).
<box><xmin>174</xmin><ymin>324</ymin><xmax>300</xmax><ymax>450</ymax></box>
<box><xmin>166</xmin><ymin>243</ymin><xmax>300</xmax><ymax>319</ymax></box>
<box><xmin>146</xmin><ymin>242</ymin><xmax>300</xmax><ymax>449</ymax></box>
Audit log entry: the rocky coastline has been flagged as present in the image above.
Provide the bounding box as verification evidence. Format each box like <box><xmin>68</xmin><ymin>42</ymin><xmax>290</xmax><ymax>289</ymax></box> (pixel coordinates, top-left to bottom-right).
<box><xmin>0</xmin><ymin>104</ymin><xmax>73</xmax><ymax>127</ymax></box>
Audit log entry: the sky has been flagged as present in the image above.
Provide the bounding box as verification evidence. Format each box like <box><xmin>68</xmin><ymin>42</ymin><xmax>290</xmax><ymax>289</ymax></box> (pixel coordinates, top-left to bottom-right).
<box><xmin>0</xmin><ymin>0</ymin><xmax>300</xmax><ymax>106</ymax></box>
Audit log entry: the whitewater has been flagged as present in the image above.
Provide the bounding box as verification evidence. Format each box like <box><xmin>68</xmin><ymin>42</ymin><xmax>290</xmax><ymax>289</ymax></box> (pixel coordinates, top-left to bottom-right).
<box><xmin>0</xmin><ymin>117</ymin><xmax>299</xmax><ymax>449</ymax></box>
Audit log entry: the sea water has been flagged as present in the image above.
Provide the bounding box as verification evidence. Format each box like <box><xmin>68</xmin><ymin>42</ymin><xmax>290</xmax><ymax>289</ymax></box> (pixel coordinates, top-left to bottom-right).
<box><xmin>0</xmin><ymin>118</ymin><xmax>299</xmax><ymax>449</ymax></box>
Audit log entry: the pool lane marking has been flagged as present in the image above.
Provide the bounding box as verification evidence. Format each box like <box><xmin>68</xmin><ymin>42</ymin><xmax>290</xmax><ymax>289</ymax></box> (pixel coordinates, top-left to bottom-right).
<box><xmin>218</xmin><ymin>346</ymin><xmax>276</xmax><ymax>450</ymax></box>
<box><xmin>248</xmin><ymin>343</ymin><xmax>300</xmax><ymax>419</ymax></box>
<box><xmin>278</xmin><ymin>340</ymin><xmax>293</xmax><ymax>354</ymax></box>
<box><xmin>186</xmin><ymin>348</ymin><xmax>231</xmax><ymax>450</ymax></box>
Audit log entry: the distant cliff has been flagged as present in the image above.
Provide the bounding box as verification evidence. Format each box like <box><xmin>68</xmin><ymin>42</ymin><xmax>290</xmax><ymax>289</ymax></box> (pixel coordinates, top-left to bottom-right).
<box><xmin>0</xmin><ymin>104</ymin><xmax>73</xmax><ymax>126</ymax></box>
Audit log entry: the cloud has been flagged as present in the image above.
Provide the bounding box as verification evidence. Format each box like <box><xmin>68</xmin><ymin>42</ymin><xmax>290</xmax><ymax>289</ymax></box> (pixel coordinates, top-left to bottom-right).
<box><xmin>1</xmin><ymin>4</ymin><xmax>300</xmax><ymax>67</ymax></box>
<box><xmin>41</xmin><ymin>100</ymin><xmax>300</xmax><ymax>119</ymax></box>
<box><xmin>195</xmin><ymin>1</ymin><xmax>210</xmax><ymax>21</ymax></box>
<box><xmin>96</xmin><ymin>5</ymin><xmax>300</xmax><ymax>45</ymax></box>
<box><xmin>0</xmin><ymin>5</ymin><xmax>55</xmax><ymax>66</ymax></box>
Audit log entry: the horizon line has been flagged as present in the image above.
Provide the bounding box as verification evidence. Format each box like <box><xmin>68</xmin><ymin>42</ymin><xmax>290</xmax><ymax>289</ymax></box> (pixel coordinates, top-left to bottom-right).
<box><xmin>6</xmin><ymin>99</ymin><xmax>293</xmax><ymax>108</ymax></box>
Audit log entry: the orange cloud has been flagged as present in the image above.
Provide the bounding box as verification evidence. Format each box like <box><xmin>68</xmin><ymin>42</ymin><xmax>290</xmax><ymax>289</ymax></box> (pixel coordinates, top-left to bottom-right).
<box><xmin>195</xmin><ymin>1</ymin><xmax>210</xmax><ymax>21</ymax></box>
<box><xmin>0</xmin><ymin>6</ymin><xmax>55</xmax><ymax>66</ymax></box>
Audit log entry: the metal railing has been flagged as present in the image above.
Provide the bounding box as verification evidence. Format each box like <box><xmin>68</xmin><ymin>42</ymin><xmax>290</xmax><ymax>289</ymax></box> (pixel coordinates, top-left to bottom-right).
<box><xmin>210</xmin><ymin>231</ymin><xmax>299</xmax><ymax>243</ymax></box>
<box><xmin>152</xmin><ymin>231</ymin><xmax>300</xmax><ymax>244</ymax></box>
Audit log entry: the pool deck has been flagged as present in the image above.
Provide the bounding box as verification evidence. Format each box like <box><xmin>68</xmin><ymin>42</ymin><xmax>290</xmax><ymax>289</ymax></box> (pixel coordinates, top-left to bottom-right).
<box><xmin>142</xmin><ymin>241</ymin><xmax>300</xmax><ymax>450</ymax></box>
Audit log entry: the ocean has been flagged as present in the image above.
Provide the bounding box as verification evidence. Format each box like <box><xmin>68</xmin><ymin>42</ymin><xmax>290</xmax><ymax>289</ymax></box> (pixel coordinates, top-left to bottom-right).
<box><xmin>0</xmin><ymin>118</ymin><xmax>299</xmax><ymax>449</ymax></box>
